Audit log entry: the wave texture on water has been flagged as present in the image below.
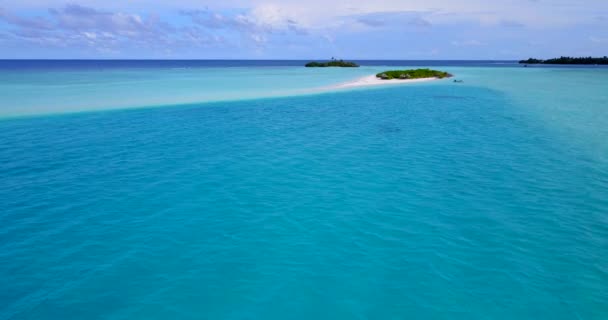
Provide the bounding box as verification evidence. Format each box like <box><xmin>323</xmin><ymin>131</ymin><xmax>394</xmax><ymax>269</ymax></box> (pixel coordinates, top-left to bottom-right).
<box><xmin>1</xmin><ymin>82</ymin><xmax>607</xmax><ymax>319</ymax></box>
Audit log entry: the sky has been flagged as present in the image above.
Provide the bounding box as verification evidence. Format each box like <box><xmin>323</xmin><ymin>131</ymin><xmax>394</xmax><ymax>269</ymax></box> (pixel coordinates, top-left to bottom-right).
<box><xmin>0</xmin><ymin>0</ymin><xmax>607</xmax><ymax>59</ymax></box>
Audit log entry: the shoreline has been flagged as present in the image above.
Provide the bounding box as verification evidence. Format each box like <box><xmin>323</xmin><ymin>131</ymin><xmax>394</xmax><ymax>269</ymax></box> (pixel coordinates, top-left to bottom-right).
<box><xmin>329</xmin><ymin>75</ymin><xmax>441</xmax><ymax>90</ymax></box>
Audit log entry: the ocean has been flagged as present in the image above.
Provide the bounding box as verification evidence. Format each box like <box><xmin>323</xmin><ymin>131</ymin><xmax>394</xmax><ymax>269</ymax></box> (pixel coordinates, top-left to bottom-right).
<box><xmin>0</xmin><ymin>60</ymin><xmax>607</xmax><ymax>319</ymax></box>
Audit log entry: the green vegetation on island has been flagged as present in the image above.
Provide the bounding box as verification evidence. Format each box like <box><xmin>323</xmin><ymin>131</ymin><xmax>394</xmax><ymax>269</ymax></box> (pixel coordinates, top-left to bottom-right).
<box><xmin>519</xmin><ymin>56</ymin><xmax>608</xmax><ymax>65</ymax></box>
<box><xmin>376</xmin><ymin>69</ymin><xmax>452</xmax><ymax>80</ymax></box>
<box><xmin>305</xmin><ymin>59</ymin><xmax>359</xmax><ymax>67</ymax></box>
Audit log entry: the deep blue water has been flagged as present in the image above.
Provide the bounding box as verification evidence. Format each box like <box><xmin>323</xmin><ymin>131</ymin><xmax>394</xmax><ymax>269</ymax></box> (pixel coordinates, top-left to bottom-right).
<box><xmin>0</xmin><ymin>59</ymin><xmax>519</xmax><ymax>70</ymax></box>
<box><xmin>1</xmin><ymin>63</ymin><xmax>607</xmax><ymax>319</ymax></box>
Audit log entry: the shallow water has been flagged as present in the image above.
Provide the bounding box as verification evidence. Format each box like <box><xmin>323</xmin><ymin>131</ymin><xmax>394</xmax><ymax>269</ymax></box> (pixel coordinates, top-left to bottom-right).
<box><xmin>1</xmin><ymin>62</ymin><xmax>607</xmax><ymax>319</ymax></box>
<box><xmin>0</xmin><ymin>60</ymin><xmax>545</xmax><ymax>118</ymax></box>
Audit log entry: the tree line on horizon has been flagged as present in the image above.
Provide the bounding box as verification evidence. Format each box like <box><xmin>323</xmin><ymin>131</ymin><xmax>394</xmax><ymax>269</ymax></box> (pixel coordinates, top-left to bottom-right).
<box><xmin>520</xmin><ymin>56</ymin><xmax>608</xmax><ymax>65</ymax></box>
<box><xmin>305</xmin><ymin>59</ymin><xmax>360</xmax><ymax>67</ymax></box>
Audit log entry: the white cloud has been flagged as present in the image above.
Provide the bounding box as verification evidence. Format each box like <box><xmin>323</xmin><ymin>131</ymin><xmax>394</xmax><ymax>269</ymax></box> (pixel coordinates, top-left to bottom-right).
<box><xmin>0</xmin><ymin>4</ymin><xmax>226</xmax><ymax>52</ymax></box>
<box><xmin>7</xmin><ymin>0</ymin><xmax>606</xmax><ymax>27</ymax></box>
<box><xmin>6</xmin><ymin>0</ymin><xmax>608</xmax><ymax>31</ymax></box>
<box><xmin>2</xmin><ymin>0</ymin><xmax>608</xmax><ymax>58</ymax></box>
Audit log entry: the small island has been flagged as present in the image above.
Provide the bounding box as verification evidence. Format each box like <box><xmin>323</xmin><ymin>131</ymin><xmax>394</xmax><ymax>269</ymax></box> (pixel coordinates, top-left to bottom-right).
<box><xmin>520</xmin><ymin>56</ymin><xmax>608</xmax><ymax>65</ymax></box>
<box><xmin>376</xmin><ymin>69</ymin><xmax>452</xmax><ymax>80</ymax></box>
<box><xmin>305</xmin><ymin>59</ymin><xmax>359</xmax><ymax>67</ymax></box>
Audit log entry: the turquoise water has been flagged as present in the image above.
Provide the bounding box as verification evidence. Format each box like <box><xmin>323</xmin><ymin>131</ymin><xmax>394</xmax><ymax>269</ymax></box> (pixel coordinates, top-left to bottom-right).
<box><xmin>0</xmin><ymin>66</ymin><xmax>379</xmax><ymax>117</ymax></box>
<box><xmin>1</xmin><ymin>63</ymin><xmax>607</xmax><ymax>319</ymax></box>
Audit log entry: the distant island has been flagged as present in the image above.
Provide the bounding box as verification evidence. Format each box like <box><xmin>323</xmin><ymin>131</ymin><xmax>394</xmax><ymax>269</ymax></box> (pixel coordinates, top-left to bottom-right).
<box><xmin>520</xmin><ymin>56</ymin><xmax>608</xmax><ymax>65</ymax></box>
<box><xmin>376</xmin><ymin>69</ymin><xmax>452</xmax><ymax>80</ymax></box>
<box><xmin>305</xmin><ymin>59</ymin><xmax>359</xmax><ymax>67</ymax></box>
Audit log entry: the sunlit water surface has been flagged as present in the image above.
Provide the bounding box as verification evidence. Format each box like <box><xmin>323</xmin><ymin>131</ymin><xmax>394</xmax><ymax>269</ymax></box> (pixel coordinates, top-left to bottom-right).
<box><xmin>1</xmin><ymin>61</ymin><xmax>607</xmax><ymax>319</ymax></box>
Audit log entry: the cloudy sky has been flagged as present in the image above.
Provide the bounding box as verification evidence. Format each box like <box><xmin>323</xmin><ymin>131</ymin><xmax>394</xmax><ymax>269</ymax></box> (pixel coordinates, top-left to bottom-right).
<box><xmin>1</xmin><ymin>0</ymin><xmax>607</xmax><ymax>59</ymax></box>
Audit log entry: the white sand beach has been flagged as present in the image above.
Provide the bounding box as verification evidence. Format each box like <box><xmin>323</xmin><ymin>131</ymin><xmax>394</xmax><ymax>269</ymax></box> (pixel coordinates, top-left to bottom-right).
<box><xmin>330</xmin><ymin>75</ymin><xmax>440</xmax><ymax>89</ymax></box>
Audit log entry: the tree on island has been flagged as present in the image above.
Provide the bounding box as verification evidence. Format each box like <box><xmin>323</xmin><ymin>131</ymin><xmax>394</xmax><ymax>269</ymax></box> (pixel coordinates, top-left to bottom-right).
<box><xmin>376</xmin><ymin>69</ymin><xmax>452</xmax><ymax>80</ymax></box>
<box><xmin>305</xmin><ymin>59</ymin><xmax>359</xmax><ymax>67</ymax></box>
<box><xmin>520</xmin><ymin>56</ymin><xmax>608</xmax><ymax>65</ymax></box>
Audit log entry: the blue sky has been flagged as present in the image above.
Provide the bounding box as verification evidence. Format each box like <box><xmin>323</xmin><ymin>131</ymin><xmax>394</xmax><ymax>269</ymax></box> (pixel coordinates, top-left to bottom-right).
<box><xmin>1</xmin><ymin>0</ymin><xmax>607</xmax><ymax>59</ymax></box>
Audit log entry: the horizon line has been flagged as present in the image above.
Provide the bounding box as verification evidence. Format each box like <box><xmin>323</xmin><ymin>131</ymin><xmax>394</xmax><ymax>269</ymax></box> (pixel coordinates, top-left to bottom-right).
<box><xmin>0</xmin><ymin>58</ymin><xmax>519</xmax><ymax>61</ymax></box>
